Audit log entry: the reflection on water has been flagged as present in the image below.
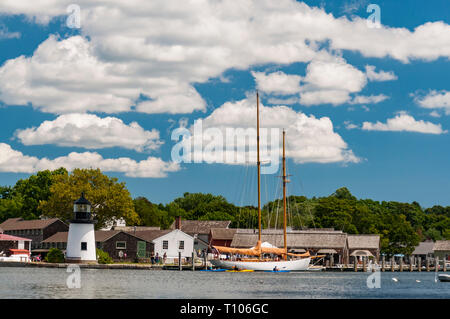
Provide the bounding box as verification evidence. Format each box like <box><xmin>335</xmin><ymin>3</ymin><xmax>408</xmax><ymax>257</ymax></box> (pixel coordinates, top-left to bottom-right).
<box><xmin>0</xmin><ymin>267</ymin><xmax>449</xmax><ymax>299</ymax></box>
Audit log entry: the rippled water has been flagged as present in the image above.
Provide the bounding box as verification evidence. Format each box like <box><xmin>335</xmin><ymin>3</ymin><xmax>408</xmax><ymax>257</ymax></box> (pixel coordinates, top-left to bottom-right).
<box><xmin>1</xmin><ymin>267</ymin><xmax>449</xmax><ymax>299</ymax></box>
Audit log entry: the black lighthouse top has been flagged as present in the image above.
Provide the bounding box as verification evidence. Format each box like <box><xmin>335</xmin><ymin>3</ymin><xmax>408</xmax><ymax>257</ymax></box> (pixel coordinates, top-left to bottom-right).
<box><xmin>72</xmin><ymin>192</ymin><xmax>94</xmax><ymax>223</ymax></box>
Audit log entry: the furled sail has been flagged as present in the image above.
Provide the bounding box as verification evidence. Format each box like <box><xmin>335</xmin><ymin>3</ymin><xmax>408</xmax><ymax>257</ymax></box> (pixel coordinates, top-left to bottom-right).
<box><xmin>213</xmin><ymin>240</ymin><xmax>262</xmax><ymax>256</ymax></box>
<box><xmin>213</xmin><ymin>241</ymin><xmax>310</xmax><ymax>258</ymax></box>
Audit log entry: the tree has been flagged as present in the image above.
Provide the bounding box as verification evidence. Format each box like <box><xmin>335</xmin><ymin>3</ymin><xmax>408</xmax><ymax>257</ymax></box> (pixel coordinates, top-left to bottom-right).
<box><xmin>10</xmin><ymin>168</ymin><xmax>67</xmax><ymax>220</ymax></box>
<box><xmin>96</xmin><ymin>248</ymin><xmax>113</xmax><ymax>264</ymax></box>
<box><xmin>45</xmin><ymin>248</ymin><xmax>65</xmax><ymax>263</ymax></box>
<box><xmin>134</xmin><ymin>197</ymin><xmax>167</xmax><ymax>227</ymax></box>
<box><xmin>39</xmin><ymin>168</ymin><xmax>139</xmax><ymax>230</ymax></box>
<box><xmin>332</xmin><ymin>187</ymin><xmax>356</xmax><ymax>201</ymax></box>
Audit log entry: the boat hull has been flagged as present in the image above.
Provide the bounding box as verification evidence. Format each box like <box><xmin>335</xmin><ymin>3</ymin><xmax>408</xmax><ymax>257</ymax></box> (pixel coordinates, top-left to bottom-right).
<box><xmin>438</xmin><ymin>274</ymin><xmax>450</xmax><ymax>282</ymax></box>
<box><xmin>210</xmin><ymin>258</ymin><xmax>311</xmax><ymax>271</ymax></box>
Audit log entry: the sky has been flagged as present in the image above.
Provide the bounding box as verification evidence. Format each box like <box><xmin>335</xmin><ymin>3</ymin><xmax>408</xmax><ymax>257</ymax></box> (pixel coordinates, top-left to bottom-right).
<box><xmin>0</xmin><ymin>0</ymin><xmax>449</xmax><ymax>208</ymax></box>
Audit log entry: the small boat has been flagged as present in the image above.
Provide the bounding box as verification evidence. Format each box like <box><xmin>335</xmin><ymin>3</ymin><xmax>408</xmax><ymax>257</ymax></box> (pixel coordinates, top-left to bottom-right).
<box><xmin>199</xmin><ymin>268</ymin><xmax>226</xmax><ymax>272</ymax></box>
<box><xmin>438</xmin><ymin>274</ymin><xmax>450</xmax><ymax>282</ymax></box>
<box><xmin>264</xmin><ymin>270</ymin><xmax>290</xmax><ymax>273</ymax></box>
<box><xmin>225</xmin><ymin>269</ymin><xmax>254</xmax><ymax>272</ymax></box>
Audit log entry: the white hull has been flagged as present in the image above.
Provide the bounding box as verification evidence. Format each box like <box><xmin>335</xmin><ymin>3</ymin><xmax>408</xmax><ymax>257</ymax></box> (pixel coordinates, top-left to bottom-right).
<box><xmin>210</xmin><ymin>258</ymin><xmax>311</xmax><ymax>271</ymax></box>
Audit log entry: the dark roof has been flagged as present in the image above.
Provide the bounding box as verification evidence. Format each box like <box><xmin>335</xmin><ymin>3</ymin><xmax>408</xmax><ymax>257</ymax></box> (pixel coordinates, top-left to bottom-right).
<box><xmin>433</xmin><ymin>240</ymin><xmax>450</xmax><ymax>251</ymax></box>
<box><xmin>231</xmin><ymin>232</ymin><xmax>348</xmax><ymax>249</ymax></box>
<box><xmin>347</xmin><ymin>235</ymin><xmax>380</xmax><ymax>249</ymax></box>
<box><xmin>74</xmin><ymin>192</ymin><xmax>91</xmax><ymax>205</ymax></box>
<box><xmin>112</xmin><ymin>226</ymin><xmax>160</xmax><ymax>232</ymax></box>
<box><xmin>133</xmin><ymin>230</ymin><xmax>172</xmax><ymax>242</ymax></box>
<box><xmin>412</xmin><ymin>241</ymin><xmax>435</xmax><ymax>255</ymax></box>
<box><xmin>210</xmin><ymin>228</ymin><xmax>237</xmax><ymax>240</ymax></box>
<box><xmin>0</xmin><ymin>218</ymin><xmax>66</xmax><ymax>231</ymax></box>
<box><xmin>170</xmin><ymin>220</ymin><xmax>231</xmax><ymax>235</ymax></box>
<box><xmin>42</xmin><ymin>230</ymin><xmax>153</xmax><ymax>243</ymax></box>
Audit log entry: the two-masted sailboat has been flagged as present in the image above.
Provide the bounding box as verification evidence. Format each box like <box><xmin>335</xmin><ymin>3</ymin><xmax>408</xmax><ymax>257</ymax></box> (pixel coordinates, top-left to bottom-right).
<box><xmin>210</xmin><ymin>93</ymin><xmax>311</xmax><ymax>271</ymax></box>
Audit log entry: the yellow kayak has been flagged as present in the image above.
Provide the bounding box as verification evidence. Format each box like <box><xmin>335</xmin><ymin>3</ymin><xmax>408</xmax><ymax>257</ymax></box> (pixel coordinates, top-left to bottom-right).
<box><xmin>225</xmin><ymin>269</ymin><xmax>254</xmax><ymax>272</ymax></box>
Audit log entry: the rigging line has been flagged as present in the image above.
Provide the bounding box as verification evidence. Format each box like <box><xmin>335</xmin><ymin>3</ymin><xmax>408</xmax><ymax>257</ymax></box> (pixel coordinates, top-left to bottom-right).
<box><xmin>271</xmin><ymin>172</ymin><xmax>281</xmax><ymax>230</ymax></box>
<box><xmin>237</xmin><ymin>163</ymin><xmax>249</xmax><ymax>229</ymax></box>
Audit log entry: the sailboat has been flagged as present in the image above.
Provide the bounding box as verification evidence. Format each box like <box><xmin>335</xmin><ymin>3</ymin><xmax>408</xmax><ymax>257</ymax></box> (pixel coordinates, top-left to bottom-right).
<box><xmin>210</xmin><ymin>93</ymin><xmax>311</xmax><ymax>271</ymax></box>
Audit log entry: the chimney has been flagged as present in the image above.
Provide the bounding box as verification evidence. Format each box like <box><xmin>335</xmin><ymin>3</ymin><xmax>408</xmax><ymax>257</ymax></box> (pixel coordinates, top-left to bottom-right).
<box><xmin>175</xmin><ymin>216</ymin><xmax>182</xmax><ymax>230</ymax></box>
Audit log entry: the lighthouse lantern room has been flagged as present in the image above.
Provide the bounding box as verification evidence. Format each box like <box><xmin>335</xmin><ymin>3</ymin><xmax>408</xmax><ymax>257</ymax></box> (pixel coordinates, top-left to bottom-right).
<box><xmin>66</xmin><ymin>192</ymin><xmax>97</xmax><ymax>263</ymax></box>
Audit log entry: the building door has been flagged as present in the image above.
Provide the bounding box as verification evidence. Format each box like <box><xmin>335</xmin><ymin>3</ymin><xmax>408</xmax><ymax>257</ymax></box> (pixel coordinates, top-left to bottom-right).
<box><xmin>137</xmin><ymin>241</ymin><xmax>146</xmax><ymax>258</ymax></box>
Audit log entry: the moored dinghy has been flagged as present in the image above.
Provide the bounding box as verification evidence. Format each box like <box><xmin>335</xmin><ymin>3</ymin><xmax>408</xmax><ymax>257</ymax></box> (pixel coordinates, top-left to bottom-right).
<box><xmin>438</xmin><ymin>274</ymin><xmax>450</xmax><ymax>282</ymax></box>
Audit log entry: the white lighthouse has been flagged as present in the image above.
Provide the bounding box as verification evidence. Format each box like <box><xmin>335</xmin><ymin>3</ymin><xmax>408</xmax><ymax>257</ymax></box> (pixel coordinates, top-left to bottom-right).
<box><xmin>66</xmin><ymin>192</ymin><xmax>97</xmax><ymax>263</ymax></box>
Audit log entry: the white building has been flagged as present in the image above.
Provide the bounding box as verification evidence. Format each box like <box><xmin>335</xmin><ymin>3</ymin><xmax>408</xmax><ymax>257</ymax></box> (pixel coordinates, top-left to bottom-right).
<box><xmin>135</xmin><ymin>228</ymin><xmax>194</xmax><ymax>263</ymax></box>
<box><xmin>66</xmin><ymin>193</ymin><xmax>97</xmax><ymax>263</ymax></box>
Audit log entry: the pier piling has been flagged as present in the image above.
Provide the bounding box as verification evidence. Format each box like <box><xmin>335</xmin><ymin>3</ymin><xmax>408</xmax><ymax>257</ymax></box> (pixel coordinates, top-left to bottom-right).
<box><xmin>418</xmin><ymin>257</ymin><xmax>421</xmax><ymax>272</ymax></box>
<box><xmin>178</xmin><ymin>252</ymin><xmax>182</xmax><ymax>271</ymax></box>
<box><xmin>353</xmin><ymin>256</ymin><xmax>357</xmax><ymax>272</ymax></box>
<box><xmin>426</xmin><ymin>258</ymin><xmax>430</xmax><ymax>272</ymax></box>
<box><xmin>192</xmin><ymin>252</ymin><xmax>195</xmax><ymax>271</ymax></box>
<box><xmin>391</xmin><ymin>257</ymin><xmax>394</xmax><ymax>272</ymax></box>
<box><xmin>381</xmin><ymin>256</ymin><xmax>385</xmax><ymax>272</ymax></box>
<box><xmin>399</xmin><ymin>258</ymin><xmax>403</xmax><ymax>272</ymax></box>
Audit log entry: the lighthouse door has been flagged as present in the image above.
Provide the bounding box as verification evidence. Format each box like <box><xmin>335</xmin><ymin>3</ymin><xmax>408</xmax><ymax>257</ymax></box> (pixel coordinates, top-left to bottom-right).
<box><xmin>137</xmin><ymin>241</ymin><xmax>146</xmax><ymax>258</ymax></box>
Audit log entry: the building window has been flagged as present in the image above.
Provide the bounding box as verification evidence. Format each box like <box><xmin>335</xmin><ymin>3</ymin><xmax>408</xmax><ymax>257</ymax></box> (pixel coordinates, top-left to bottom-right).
<box><xmin>179</xmin><ymin>241</ymin><xmax>184</xmax><ymax>250</ymax></box>
<box><xmin>81</xmin><ymin>242</ymin><xmax>87</xmax><ymax>251</ymax></box>
<box><xmin>163</xmin><ymin>240</ymin><xmax>169</xmax><ymax>250</ymax></box>
<box><xmin>116</xmin><ymin>241</ymin><xmax>126</xmax><ymax>249</ymax></box>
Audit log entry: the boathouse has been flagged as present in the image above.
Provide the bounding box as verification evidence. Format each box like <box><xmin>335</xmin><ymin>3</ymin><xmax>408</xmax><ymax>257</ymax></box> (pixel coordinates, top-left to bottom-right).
<box><xmin>347</xmin><ymin>234</ymin><xmax>380</xmax><ymax>263</ymax></box>
<box><xmin>433</xmin><ymin>240</ymin><xmax>450</xmax><ymax>261</ymax></box>
<box><xmin>412</xmin><ymin>240</ymin><xmax>435</xmax><ymax>260</ymax></box>
<box><xmin>0</xmin><ymin>217</ymin><xmax>68</xmax><ymax>252</ymax></box>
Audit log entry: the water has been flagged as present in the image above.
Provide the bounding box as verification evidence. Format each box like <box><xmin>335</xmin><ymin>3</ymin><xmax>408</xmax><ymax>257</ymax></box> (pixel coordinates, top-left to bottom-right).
<box><xmin>0</xmin><ymin>267</ymin><xmax>449</xmax><ymax>299</ymax></box>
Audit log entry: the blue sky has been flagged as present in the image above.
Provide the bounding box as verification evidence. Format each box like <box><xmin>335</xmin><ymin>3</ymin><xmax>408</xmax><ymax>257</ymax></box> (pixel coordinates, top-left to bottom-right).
<box><xmin>0</xmin><ymin>1</ymin><xmax>449</xmax><ymax>208</ymax></box>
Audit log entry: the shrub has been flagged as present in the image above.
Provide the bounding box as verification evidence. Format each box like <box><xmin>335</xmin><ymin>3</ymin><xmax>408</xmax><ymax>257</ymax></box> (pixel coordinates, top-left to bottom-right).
<box><xmin>96</xmin><ymin>248</ymin><xmax>113</xmax><ymax>264</ymax></box>
<box><xmin>45</xmin><ymin>248</ymin><xmax>65</xmax><ymax>263</ymax></box>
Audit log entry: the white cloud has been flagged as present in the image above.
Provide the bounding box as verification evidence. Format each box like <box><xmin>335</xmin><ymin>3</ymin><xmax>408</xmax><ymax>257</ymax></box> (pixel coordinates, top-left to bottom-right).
<box><xmin>0</xmin><ymin>1</ymin><xmax>449</xmax><ymax>114</ymax></box>
<box><xmin>349</xmin><ymin>94</ymin><xmax>389</xmax><ymax>104</ymax></box>
<box><xmin>252</xmin><ymin>71</ymin><xmax>302</xmax><ymax>95</ymax></box>
<box><xmin>365</xmin><ymin>65</ymin><xmax>398</xmax><ymax>81</ymax></box>
<box><xmin>298</xmin><ymin>55</ymin><xmax>367</xmax><ymax>106</ymax></box>
<box><xmin>429</xmin><ymin>111</ymin><xmax>441</xmax><ymax>118</ymax></box>
<box><xmin>180</xmin><ymin>96</ymin><xmax>360</xmax><ymax>165</ymax></box>
<box><xmin>0</xmin><ymin>35</ymin><xmax>205</xmax><ymax>114</ymax></box>
<box><xmin>0</xmin><ymin>26</ymin><xmax>20</xmax><ymax>39</ymax></box>
<box><xmin>0</xmin><ymin>143</ymin><xmax>180</xmax><ymax>177</ymax></box>
<box><xmin>414</xmin><ymin>90</ymin><xmax>450</xmax><ymax>115</ymax></box>
<box><xmin>253</xmin><ymin>55</ymin><xmax>369</xmax><ymax>106</ymax></box>
<box><xmin>344</xmin><ymin>121</ymin><xmax>359</xmax><ymax>130</ymax></box>
<box><xmin>14</xmin><ymin>113</ymin><xmax>162</xmax><ymax>152</ymax></box>
<box><xmin>362</xmin><ymin>112</ymin><xmax>447</xmax><ymax>134</ymax></box>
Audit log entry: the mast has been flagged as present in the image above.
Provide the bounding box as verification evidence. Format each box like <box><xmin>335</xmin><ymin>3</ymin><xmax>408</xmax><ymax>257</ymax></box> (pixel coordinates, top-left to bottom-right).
<box><xmin>282</xmin><ymin>130</ymin><xmax>288</xmax><ymax>260</ymax></box>
<box><xmin>256</xmin><ymin>92</ymin><xmax>262</xmax><ymax>244</ymax></box>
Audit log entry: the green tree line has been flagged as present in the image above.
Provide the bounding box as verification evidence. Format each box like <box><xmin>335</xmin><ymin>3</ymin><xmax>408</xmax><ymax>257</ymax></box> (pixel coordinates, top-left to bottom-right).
<box><xmin>1</xmin><ymin>169</ymin><xmax>448</xmax><ymax>255</ymax></box>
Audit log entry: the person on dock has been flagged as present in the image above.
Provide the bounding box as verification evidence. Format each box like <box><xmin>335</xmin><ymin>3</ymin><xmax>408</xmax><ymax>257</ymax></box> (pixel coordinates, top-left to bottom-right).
<box><xmin>163</xmin><ymin>252</ymin><xmax>167</xmax><ymax>264</ymax></box>
<box><xmin>273</xmin><ymin>266</ymin><xmax>279</xmax><ymax>272</ymax></box>
<box><xmin>150</xmin><ymin>252</ymin><xmax>155</xmax><ymax>264</ymax></box>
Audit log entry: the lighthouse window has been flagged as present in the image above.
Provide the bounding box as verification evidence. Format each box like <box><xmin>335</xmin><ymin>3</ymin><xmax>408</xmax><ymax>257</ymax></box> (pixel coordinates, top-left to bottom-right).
<box><xmin>81</xmin><ymin>242</ymin><xmax>87</xmax><ymax>251</ymax></box>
